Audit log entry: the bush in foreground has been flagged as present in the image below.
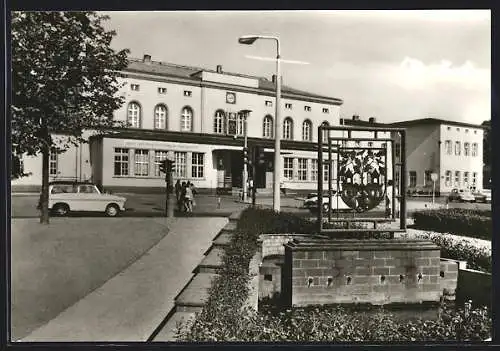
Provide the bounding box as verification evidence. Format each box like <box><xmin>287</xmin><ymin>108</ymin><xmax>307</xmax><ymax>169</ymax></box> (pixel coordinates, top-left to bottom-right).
<box><xmin>412</xmin><ymin>209</ymin><xmax>491</xmax><ymax>240</ymax></box>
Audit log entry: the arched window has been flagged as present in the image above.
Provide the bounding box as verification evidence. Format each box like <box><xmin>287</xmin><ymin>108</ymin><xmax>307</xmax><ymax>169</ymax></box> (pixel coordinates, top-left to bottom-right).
<box><xmin>180</xmin><ymin>106</ymin><xmax>193</xmax><ymax>132</ymax></box>
<box><xmin>302</xmin><ymin>119</ymin><xmax>312</xmax><ymax>141</ymax></box>
<box><xmin>154</xmin><ymin>104</ymin><xmax>168</xmax><ymax>130</ymax></box>
<box><xmin>263</xmin><ymin>115</ymin><xmax>273</xmax><ymax>138</ymax></box>
<box><xmin>127</xmin><ymin>102</ymin><xmax>141</xmax><ymax>128</ymax></box>
<box><xmin>214</xmin><ymin>110</ymin><xmax>225</xmax><ymax>134</ymax></box>
<box><xmin>237</xmin><ymin>113</ymin><xmax>245</xmax><ymax>136</ymax></box>
<box><xmin>283</xmin><ymin>117</ymin><xmax>294</xmax><ymax>140</ymax></box>
<box><xmin>321</xmin><ymin>121</ymin><xmax>330</xmax><ymax>143</ymax></box>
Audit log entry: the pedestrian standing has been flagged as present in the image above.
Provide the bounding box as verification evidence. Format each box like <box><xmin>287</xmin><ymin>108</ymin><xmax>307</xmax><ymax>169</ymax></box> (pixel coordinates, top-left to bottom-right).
<box><xmin>175</xmin><ymin>179</ymin><xmax>182</xmax><ymax>210</ymax></box>
<box><xmin>180</xmin><ymin>181</ymin><xmax>187</xmax><ymax>212</ymax></box>
<box><xmin>189</xmin><ymin>182</ymin><xmax>197</xmax><ymax>208</ymax></box>
<box><xmin>184</xmin><ymin>183</ymin><xmax>194</xmax><ymax>213</ymax></box>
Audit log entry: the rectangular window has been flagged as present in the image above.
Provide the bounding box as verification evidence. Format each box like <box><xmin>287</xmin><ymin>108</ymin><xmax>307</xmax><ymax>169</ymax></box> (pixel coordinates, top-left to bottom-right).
<box><xmin>472</xmin><ymin>143</ymin><xmax>478</xmax><ymax>156</ymax></box>
<box><xmin>154</xmin><ymin>150</ymin><xmax>168</xmax><ymax>177</ymax></box>
<box><xmin>445</xmin><ymin>140</ymin><xmax>452</xmax><ymax>155</ymax></box>
<box><xmin>114</xmin><ymin>148</ymin><xmax>129</xmax><ymax>176</ymax></box>
<box><xmin>367</xmin><ymin>141</ymin><xmax>373</xmax><ymax>147</ymax></box>
<box><xmin>134</xmin><ymin>149</ymin><xmax>149</xmax><ymax>176</ymax></box>
<box><xmin>455</xmin><ymin>141</ymin><xmax>461</xmax><ymax>156</ymax></box>
<box><xmin>283</xmin><ymin>157</ymin><xmax>294</xmax><ymax>180</ymax></box>
<box><xmin>395</xmin><ymin>171</ymin><xmax>400</xmax><ymax>189</ymax></box>
<box><xmin>265</xmin><ymin>100</ymin><xmax>273</xmax><ymax>107</ymax></box>
<box><xmin>191</xmin><ymin>153</ymin><xmax>204</xmax><ymax>178</ymax></box>
<box><xmin>311</xmin><ymin>159</ymin><xmax>318</xmax><ymax>181</ymax></box>
<box><xmin>130</xmin><ymin>84</ymin><xmax>140</xmax><ymax>91</ymax></box>
<box><xmin>49</xmin><ymin>153</ymin><xmax>58</xmax><ymax>176</ymax></box>
<box><xmin>323</xmin><ymin>163</ymin><xmax>329</xmax><ymax>182</ymax></box>
<box><xmin>409</xmin><ymin>171</ymin><xmax>417</xmax><ymax>188</ymax></box>
<box><xmin>395</xmin><ymin>143</ymin><xmax>401</xmax><ymax>158</ymax></box>
<box><xmin>174</xmin><ymin>152</ymin><xmax>187</xmax><ymax>178</ymax></box>
<box><xmin>445</xmin><ymin>170</ymin><xmax>451</xmax><ymax>186</ymax></box>
<box><xmin>183</xmin><ymin>90</ymin><xmax>192</xmax><ymax>97</ymax></box>
<box><xmin>424</xmin><ymin>170</ymin><xmax>432</xmax><ymax>185</ymax></box>
<box><xmin>297</xmin><ymin>158</ymin><xmax>308</xmax><ymax>181</ymax></box>
<box><xmin>304</xmin><ymin>106</ymin><xmax>311</xmax><ymax>112</ymax></box>
<box><xmin>454</xmin><ymin>171</ymin><xmax>460</xmax><ymax>187</ymax></box>
<box><xmin>465</xmin><ymin>129</ymin><xmax>469</xmax><ymax>133</ymax></box>
<box><xmin>285</xmin><ymin>103</ymin><xmax>292</xmax><ymax>109</ymax></box>
<box><xmin>322</xmin><ymin>108</ymin><xmax>329</xmax><ymax>113</ymax></box>
<box><xmin>463</xmin><ymin>171</ymin><xmax>469</xmax><ymax>187</ymax></box>
<box><xmin>158</xmin><ymin>87</ymin><xmax>167</xmax><ymax>94</ymax></box>
<box><xmin>464</xmin><ymin>142</ymin><xmax>470</xmax><ymax>156</ymax></box>
<box><xmin>472</xmin><ymin>172</ymin><xmax>477</xmax><ymax>185</ymax></box>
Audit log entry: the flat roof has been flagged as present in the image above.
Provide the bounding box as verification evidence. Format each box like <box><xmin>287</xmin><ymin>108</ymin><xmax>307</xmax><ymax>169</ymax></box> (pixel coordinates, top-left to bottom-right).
<box><xmin>388</xmin><ymin>118</ymin><xmax>486</xmax><ymax>129</ymax></box>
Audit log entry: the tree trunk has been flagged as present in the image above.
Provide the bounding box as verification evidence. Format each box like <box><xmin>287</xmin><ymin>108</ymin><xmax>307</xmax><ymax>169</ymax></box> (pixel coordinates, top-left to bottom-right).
<box><xmin>40</xmin><ymin>145</ymin><xmax>50</xmax><ymax>224</ymax></box>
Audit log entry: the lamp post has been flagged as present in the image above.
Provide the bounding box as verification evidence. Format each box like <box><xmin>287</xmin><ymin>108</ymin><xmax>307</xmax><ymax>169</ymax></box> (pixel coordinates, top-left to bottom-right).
<box><xmin>239</xmin><ymin>35</ymin><xmax>281</xmax><ymax>212</ymax></box>
<box><xmin>239</xmin><ymin>109</ymin><xmax>251</xmax><ymax>202</ymax></box>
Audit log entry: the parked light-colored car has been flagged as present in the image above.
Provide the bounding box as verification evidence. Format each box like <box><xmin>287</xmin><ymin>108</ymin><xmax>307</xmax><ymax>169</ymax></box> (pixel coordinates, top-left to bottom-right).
<box><xmin>473</xmin><ymin>189</ymin><xmax>491</xmax><ymax>203</ymax></box>
<box><xmin>41</xmin><ymin>181</ymin><xmax>126</xmax><ymax>216</ymax></box>
<box><xmin>447</xmin><ymin>188</ymin><xmax>475</xmax><ymax>203</ymax></box>
<box><xmin>303</xmin><ymin>191</ymin><xmax>351</xmax><ymax>213</ymax></box>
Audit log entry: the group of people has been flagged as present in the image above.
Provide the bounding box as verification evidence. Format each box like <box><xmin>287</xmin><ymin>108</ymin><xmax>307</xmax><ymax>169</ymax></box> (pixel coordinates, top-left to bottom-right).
<box><xmin>174</xmin><ymin>180</ymin><xmax>197</xmax><ymax>213</ymax></box>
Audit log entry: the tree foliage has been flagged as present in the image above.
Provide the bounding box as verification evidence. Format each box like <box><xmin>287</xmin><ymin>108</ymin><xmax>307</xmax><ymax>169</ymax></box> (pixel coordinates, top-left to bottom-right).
<box><xmin>11</xmin><ymin>11</ymin><xmax>129</xmax><ymax>155</ymax></box>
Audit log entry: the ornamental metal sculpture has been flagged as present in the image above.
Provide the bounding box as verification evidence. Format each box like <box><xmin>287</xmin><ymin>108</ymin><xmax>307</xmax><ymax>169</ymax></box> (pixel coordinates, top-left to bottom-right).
<box><xmin>317</xmin><ymin>125</ymin><xmax>407</xmax><ymax>236</ymax></box>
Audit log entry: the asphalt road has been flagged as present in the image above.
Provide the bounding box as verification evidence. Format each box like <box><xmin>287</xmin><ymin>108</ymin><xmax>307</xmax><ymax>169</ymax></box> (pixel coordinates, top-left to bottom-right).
<box><xmin>10</xmin><ymin>217</ymin><xmax>172</xmax><ymax>340</ymax></box>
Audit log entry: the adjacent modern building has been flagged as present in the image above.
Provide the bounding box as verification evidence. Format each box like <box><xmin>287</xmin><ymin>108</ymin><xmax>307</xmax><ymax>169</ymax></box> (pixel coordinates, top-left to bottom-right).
<box><xmin>12</xmin><ymin>55</ymin><xmax>344</xmax><ymax>192</ymax></box>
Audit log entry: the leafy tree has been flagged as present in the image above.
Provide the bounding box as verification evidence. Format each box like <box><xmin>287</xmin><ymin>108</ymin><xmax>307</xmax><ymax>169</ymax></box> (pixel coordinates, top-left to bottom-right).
<box><xmin>11</xmin><ymin>11</ymin><xmax>129</xmax><ymax>223</ymax></box>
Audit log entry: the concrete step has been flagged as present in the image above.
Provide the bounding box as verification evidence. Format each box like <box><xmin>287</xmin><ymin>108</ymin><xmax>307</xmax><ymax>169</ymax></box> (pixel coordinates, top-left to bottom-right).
<box><xmin>196</xmin><ymin>246</ymin><xmax>225</xmax><ymax>274</ymax></box>
<box><xmin>152</xmin><ymin>311</ymin><xmax>197</xmax><ymax>341</ymax></box>
<box><xmin>174</xmin><ymin>272</ymin><xmax>218</xmax><ymax>312</ymax></box>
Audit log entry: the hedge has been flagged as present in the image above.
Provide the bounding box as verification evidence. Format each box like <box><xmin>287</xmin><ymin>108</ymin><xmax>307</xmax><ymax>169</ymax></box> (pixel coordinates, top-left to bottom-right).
<box><xmin>176</xmin><ymin>208</ymin><xmax>491</xmax><ymax>342</ymax></box>
<box><xmin>412</xmin><ymin>209</ymin><xmax>492</xmax><ymax>240</ymax></box>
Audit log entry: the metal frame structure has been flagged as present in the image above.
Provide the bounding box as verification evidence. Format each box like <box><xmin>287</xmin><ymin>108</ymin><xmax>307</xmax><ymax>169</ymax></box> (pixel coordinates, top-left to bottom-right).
<box><xmin>317</xmin><ymin>125</ymin><xmax>407</xmax><ymax>235</ymax></box>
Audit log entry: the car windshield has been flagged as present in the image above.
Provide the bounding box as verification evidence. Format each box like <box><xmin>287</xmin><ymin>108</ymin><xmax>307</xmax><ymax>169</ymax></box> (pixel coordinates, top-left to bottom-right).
<box><xmin>78</xmin><ymin>185</ymin><xmax>99</xmax><ymax>194</ymax></box>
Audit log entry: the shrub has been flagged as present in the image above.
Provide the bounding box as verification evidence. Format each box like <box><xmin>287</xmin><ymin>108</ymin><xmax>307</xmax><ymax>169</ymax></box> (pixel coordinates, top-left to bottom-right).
<box><xmin>413</xmin><ymin>232</ymin><xmax>491</xmax><ymax>273</ymax></box>
<box><xmin>412</xmin><ymin>209</ymin><xmax>492</xmax><ymax>240</ymax></box>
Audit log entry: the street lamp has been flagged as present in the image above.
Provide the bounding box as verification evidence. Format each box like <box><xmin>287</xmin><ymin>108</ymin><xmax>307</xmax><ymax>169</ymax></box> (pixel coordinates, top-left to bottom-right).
<box><xmin>238</xmin><ymin>35</ymin><xmax>281</xmax><ymax>212</ymax></box>
<box><xmin>239</xmin><ymin>109</ymin><xmax>251</xmax><ymax>202</ymax></box>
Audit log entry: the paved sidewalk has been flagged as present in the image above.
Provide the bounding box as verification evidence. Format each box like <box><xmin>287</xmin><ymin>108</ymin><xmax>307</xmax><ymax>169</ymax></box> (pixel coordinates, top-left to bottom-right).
<box><xmin>20</xmin><ymin>217</ymin><xmax>228</xmax><ymax>342</ymax></box>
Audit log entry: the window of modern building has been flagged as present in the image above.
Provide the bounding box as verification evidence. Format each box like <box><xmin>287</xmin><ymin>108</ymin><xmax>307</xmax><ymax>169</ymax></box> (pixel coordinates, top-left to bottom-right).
<box><xmin>263</xmin><ymin>115</ymin><xmax>273</xmax><ymax>138</ymax></box>
<box><xmin>214</xmin><ymin>110</ymin><xmax>225</xmax><ymax>134</ymax></box>
<box><xmin>283</xmin><ymin>117</ymin><xmax>294</xmax><ymax>140</ymax></box>
<box><xmin>424</xmin><ymin>170</ymin><xmax>432</xmax><ymax>185</ymax></box>
<box><xmin>472</xmin><ymin>172</ymin><xmax>477</xmax><ymax>186</ymax></box>
<box><xmin>454</xmin><ymin>171</ymin><xmax>460</xmax><ymax>187</ymax></box>
<box><xmin>311</xmin><ymin>159</ymin><xmax>318</xmax><ymax>181</ymax></box>
<box><xmin>127</xmin><ymin>102</ymin><xmax>141</xmax><ymax>128</ymax></box>
<box><xmin>444</xmin><ymin>140</ymin><xmax>452</xmax><ymax>155</ymax></box>
<box><xmin>174</xmin><ymin>152</ymin><xmax>187</xmax><ymax>178</ymax></box>
<box><xmin>463</xmin><ymin>171</ymin><xmax>469</xmax><ymax>187</ymax></box>
<box><xmin>158</xmin><ymin>87</ymin><xmax>167</xmax><ymax>94</ymax></box>
<box><xmin>114</xmin><ymin>148</ymin><xmax>129</xmax><ymax>176</ymax></box>
<box><xmin>134</xmin><ymin>149</ymin><xmax>149</xmax><ymax>176</ymax></box>
<box><xmin>49</xmin><ymin>153</ymin><xmax>58</xmax><ymax>176</ymax></box>
<box><xmin>472</xmin><ymin>143</ymin><xmax>478</xmax><ymax>156</ymax></box>
<box><xmin>323</xmin><ymin>163</ymin><xmax>329</xmax><ymax>182</ymax></box>
<box><xmin>445</xmin><ymin>171</ymin><xmax>451</xmax><ymax>186</ymax></box>
<box><xmin>236</xmin><ymin>113</ymin><xmax>245</xmax><ymax>136</ymax></box>
<box><xmin>409</xmin><ymin>171</ymin><xmax>417</xmax><ymax>188</ymax></box>
<box><xmin>304</xmin><ymin>106</ymin><xmax>311</xmax><ymax>112</ymax></box>
<box><xmin>183</xmin><ymin>90</ymin><xmax>192</xmax><ymax>97</ymax></box>
<box><xmin>285</xmin><ymin>103</ymin><xmax>292</xmax><ymax>109</ymax></box>
<box><xmin>154</xmin><ymin>104</ymin><xmax>168</xmax><ymax>130</ymax></box>
<box><xmin>322</xmin><ymin>108</ymin><xmax>329</xmax><ymax>113</ymax></box>
<box><xmin>455</xmin><ymin>141</ymin><xmax>461</xmax><ymax>156</ymax></box>
<box><xmin>302</xmin><ymin>120</ymin><xmax>312</xmax><ymax>141</ymax></box>
<box><xmin>464</xmin><ymin>142</ymin><xmax>470</xmax><ymax>156</ymax></box>
<box><xmin>298</xmin><ymin>158</ymin><xmax>308</xmax><ymax>181</ymax></box>
<box><xmin>283</xmin><ymin>157</ymin><xmax>294</xmax><ymax>180</ymax></box>
<box><xmin>130</xmin><ymin>84</ymin><xmax>140</xmax><ymax>91</ymax></box>
<box><xmin>180</xmin><ymin>107</ymin><xmax>193</xmax><ymax>132</ymax></box>
<box><xmin>465</xmin><ymin>129</ymin><xmax>469</xmax><ymax>133</ymax></box>
<box><xmin>154</xmin><ymin>150</ymin><xmax>168</xmax><ymax>177</ymax></box>
<box><xmin>321</xmin><ymin>121</ymin><xmax>330</xmax><ymax>143</ymax></box>
<box><xmin>192</xmin><ymin>153</ymin><xmax>204</xmax><ymax>178</ymax></box>
<box><xmin>265</xmin><ymin>100</ymin><xmax>273</xmax><ymax>107</ymax></box>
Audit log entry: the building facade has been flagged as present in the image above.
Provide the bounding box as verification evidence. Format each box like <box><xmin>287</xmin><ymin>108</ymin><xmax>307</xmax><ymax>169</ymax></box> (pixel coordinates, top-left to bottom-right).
<box><xmin>12</xmin><ymin>55</ymin><xmax>343</xmax><ymax>192</ymax></box>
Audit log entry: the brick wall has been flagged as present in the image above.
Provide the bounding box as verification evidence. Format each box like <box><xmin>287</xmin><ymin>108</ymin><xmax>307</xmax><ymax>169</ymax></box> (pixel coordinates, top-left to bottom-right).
<box><xmin>259</xmin><ymin>234</ymin><xmax>324</xmax><ymax>259</ymax></box>
<box><xmin>284</xmin><ymin>239</ymin><xmax>451</xmax><ymax>307</ymax></box>
<box><xmin>439</xmin><ymin>259</ymin><xmax>459</xmax><ymax>301</ymax></box>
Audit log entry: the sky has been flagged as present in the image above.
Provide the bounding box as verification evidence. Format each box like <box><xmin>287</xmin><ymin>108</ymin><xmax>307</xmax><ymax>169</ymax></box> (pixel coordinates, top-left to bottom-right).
<box><xmin>102</xmin><ymin>10</ymin><xmax>491</xmax><ymax>125</ymax></box>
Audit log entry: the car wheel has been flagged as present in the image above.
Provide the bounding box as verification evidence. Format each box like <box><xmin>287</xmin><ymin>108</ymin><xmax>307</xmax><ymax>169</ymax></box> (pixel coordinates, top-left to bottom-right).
<box><xmin>53</xmin><ymin>203</ymin><xmax>69</xmax><ymax>216</ymax></box>
<box><xmin>105</xmin><ymin>204</ymin><xmax>120</xmax><ymax>217</ymax></box>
